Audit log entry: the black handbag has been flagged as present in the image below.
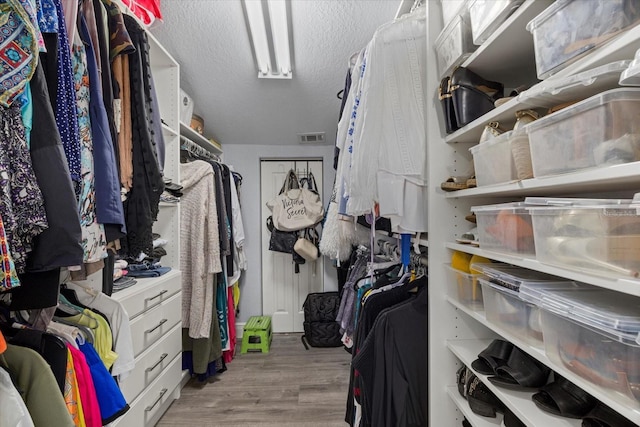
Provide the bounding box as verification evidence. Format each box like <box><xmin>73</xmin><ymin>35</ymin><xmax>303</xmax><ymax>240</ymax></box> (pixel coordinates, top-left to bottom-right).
<box><xmin>267</xmin><ymin>216</ymin><xmax>298</xmax><ymax>254</ymax></box>
<box><xmin>451</xmin><ymin>67</ymin><xmax>503</xmax><ymax>127</ymax></box>
<box><xmin>439</xmin><ymin>76</ymin><xmax>459</xmax><ymax>134</ymax></box>
<box><xmin>301</xmin><ymin>292</ymin><xmax>342</xmax><ymax>349</ymax></box>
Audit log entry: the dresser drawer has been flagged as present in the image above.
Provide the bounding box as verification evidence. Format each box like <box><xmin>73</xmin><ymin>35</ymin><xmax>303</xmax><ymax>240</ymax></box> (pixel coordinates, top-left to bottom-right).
<box><xmin>129</xmin><ymin>292</ymin><xmax>181</xmax><ymax>358</ymax></box>
<box><xmin>112</xmin><ymin>353</ymin><xmax>182</xmax><ymax>427</ymax></box>
<box><xmin>119</xmin><ymin>322</ymin><xmax>181</xmax><ymax>403</ymax></box>
<box><xmin>112</xmin><ymin>270</ymin><xmax>181</xmax><ymax>320</ymax></box>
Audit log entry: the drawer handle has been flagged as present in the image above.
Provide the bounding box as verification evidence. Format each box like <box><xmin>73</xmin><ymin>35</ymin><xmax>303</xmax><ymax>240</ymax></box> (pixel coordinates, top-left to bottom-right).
<box><xmin>145</xmin><ymin>353</ymin><xmax>168</xmax><ymax>373</ymax></box>
<box><xmin>145</xmin><ymin>318</ymin><xmax>168</xmax><ymax>334</ymax></box>
<box><xmin>145</xmin><ymin>388</ymin><xmax>167</xmax><ymax>412</ymax></box>
<box><xmin>144</xmin><ymin>289</ymin><xmax>168</xmax><ymax>305</ymax></box>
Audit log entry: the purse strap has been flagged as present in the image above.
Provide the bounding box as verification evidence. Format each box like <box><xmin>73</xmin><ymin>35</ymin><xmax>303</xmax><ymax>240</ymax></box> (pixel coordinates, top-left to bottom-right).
<box><xmin>302</xmin><ymin>172</ymin><xmax>319</xmax><ymax>194</ymax></box>
<box><xmin>279</xmin><ymin>169</ymin><xmax>300</xmax><ymax>195</ymax></box>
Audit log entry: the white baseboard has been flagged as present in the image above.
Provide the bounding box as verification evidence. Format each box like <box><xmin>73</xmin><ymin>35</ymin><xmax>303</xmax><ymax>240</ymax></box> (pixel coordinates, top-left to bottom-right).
<box><xmin>236</xmin><ymin>322</ymin><xmax>246</xmax><ymax>338</ymax></box>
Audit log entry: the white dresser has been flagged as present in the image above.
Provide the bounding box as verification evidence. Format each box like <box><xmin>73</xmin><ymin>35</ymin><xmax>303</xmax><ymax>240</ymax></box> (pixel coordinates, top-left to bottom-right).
<box><xmin>111</xmin><ymin>270</ymin><xmax>182</xmax><ymax>426</ymax></box>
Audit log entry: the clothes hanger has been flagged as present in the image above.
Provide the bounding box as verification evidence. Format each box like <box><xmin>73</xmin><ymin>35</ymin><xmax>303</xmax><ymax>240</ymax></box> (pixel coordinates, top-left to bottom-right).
<box><xmin>56</xmin><ymin>294</ymin><xmax>83</xmax><ymax>316</ymax></box>
<box><xmin>53</xmin><ymin>317</ymin><xmax>94</xmax><ymax>344</ymax></box>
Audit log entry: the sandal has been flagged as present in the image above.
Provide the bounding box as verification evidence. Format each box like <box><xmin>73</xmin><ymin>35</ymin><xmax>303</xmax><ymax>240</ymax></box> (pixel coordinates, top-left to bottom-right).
<box><xmin>471</xmin><ymin>339</ymin><xmax>514</xmax><ymax>375</ymax></box>
<box><xmin>441</xmin><ymin>176</ymin><xmax>470</xmax><ymax>191</ymax></box>
<box><xmin>466</xmin><ymin>374</ymin><xmax>505</xmax><ymax>418</ymax></box>
<box><xmin>457</xmin><ymin>365</ymin><xmax>468</xmax><ymax>398</ymax></box>
<box><xmin>503</xmin><ymin>408</ymin><xmax>525</xmax><ymax>427</ymax></box>
<box><xmin>488</xmin><ymin>347</ymin><xmax>550</xmax><ymax>391</ymax></box>
<box><xmin>581</xmin><ymin>402</ymin><xmax>637</xmax><ymax>427</ymax></box>
<box><xmin>532</xmin><ymin>375</ymin><xmax>596</xmax><ymax>418</ymax></box>
<box><xmin>559</xmin><ymin>338</ymin><xmax>640</xmax><ymax>401</ymax></box>
<box><xmin>466</xmin><ymin>176</ymin><xmax>477</xmax><ymax>188</ymax></box>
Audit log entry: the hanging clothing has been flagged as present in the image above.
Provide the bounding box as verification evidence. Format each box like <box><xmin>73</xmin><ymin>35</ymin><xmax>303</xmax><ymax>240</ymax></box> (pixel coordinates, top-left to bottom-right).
<box><xmin>16</xmin><ymin>82</ymin><xmax>32</xmax><ymax>145</ymax></box>
<box><xmin>7</xmin><ymin>328</ymin><xmax>68</xmax><ymax>394</ymax></box>
<box><xmin>220</xmin><ymin>164</ymin><xmax>235</xmax><ymax>275</ymax></box>
<box><xmin>67</xmin><ymin>344</ymin><xmax>101</xmax><ymax>427</ymax></box>
<box><xmin>0</xmin><ymin>103</ymin><xmax>48</xmax><ymax>273</ymax></box>
<box><xmin>25</xmin><ymin>59</ymin><xmax>83</xmax><ymax>272</ymax></box>
<box><xmin>0</xmin><ymin>212</ymin><xmax>20</xmax><ymax>291</ymax></box>
<box><xmin>77</xmin><ymin>342</ymin><xmax>128</xmax><ymax>425</ymax></box>
<box><xmin>351</xmin><ymin>280</ymin><xmax>428</xmax><ymax>427</ymax></box>
<box><xmin>51</xmin><ymin>0</ymin><xmax>81</xmax><ymax>183</ymax></box>
<box><xmin>209</xmin><ymin>162</ymin><xmax>230</xmax><ymax>258</ymax></box>
<box><xmin>217</xmin><ymin>273</ymin><xmax>229</xmax><ymax>350</ymax></box>
<box><xmin>71</xmin><ymin>31</ymin><xmax>107</xmax><ymax>263</ymax></box>
<box><xmin>79</xmin><ymin>17</ymin><xmax>126</xmax><ymax>240</ymax></box>
<box><xmin>66</xmin><ymin>308</ymin><xmax>118</xmax><ymax>371</ymax></box>
<box><xmin>227</xmin><ymin>170</ymin><xmax>246</xmax><ymax>285</ymax></box>
<box><xmin>0</xmin><ymin>365</ymin><xmax>35</xmax><ymax>427</ymax></box>
<box><xmin>180</xmin><ymin>160</ymin><xmax>222</xmax><ymax>339</ymax></box>
<box><xmin>10</xmin><ymin>61</ymin><xmax>82</xmax><ymax>311</ymax></box>
<box><xmin>63</xmin><ymin>347</ymin><xmax>83</xmax><ymax>427</ymax></box>
<box><xmin>120</xmin><ymin>14</ymin><xmax>164</xmax><ymax>259</ymax></box>
<box><xmin>37</xmin><ymin>0</ymin><xmax>59</xmax><ymax>34</ymax></box>
<box><xmin>103</xmin><ymin>0</ymin><xmax>135</xmax><ymax>192</ymax></box>
<box><xmin>342</xmin><ymin>8</ymin><xmax>428</xmax><ymax>233</ymax></box>
<box><xmin>181</xmin><ymin>275</ymin><xmax>222</xmax><ymax>378</ymax></box>
<box><xmin>0</xmin><ymin>0</ymin><xmax>39</xmax><ymax>107</ymax></box>
<box><xmin>222</xmin><ymin>286</ymin><xmax>236</xmax><ymax>364</ymax></box>
<box><xmin>65</xmin><ymin>282</ymin><xmax>135</xmax><ymax>379</ymax></box>
<box><xmin>0</xmin><ymin>344</ymin><xmax>74</xmax><ymax>427</ymax></box>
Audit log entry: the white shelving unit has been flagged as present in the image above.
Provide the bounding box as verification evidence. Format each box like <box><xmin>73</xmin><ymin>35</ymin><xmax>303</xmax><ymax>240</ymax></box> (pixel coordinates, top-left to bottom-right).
<box><xmin>447</xmin><ymin>297</ymin><xmax>640</xmax><ymax>423</ymax></box>
<box><xmin>179</xmin><ymin>120</ymin><xmax>223</xmax><ymax>157</ymax></box>
<box><xmin>443</xmin><ymin>162</ymin><xmax>640</xmax><ymax>197</ymax></box>
<box><xmin>103</xmin><ymin>5</ymin><xmax>184</xmax><ymax>425</ymax></box>
<box><xmin>446</xmin><ymin>386</ymin><xmax>503</xmax><ymax>427</ymax></box>
<box><xmin>448</xmin><ymin>339</ymin><xmax>583</xmax><ymax>427</ymax></box>
<box><xmin>445</xmin><ymin>242</ymin><xmax>640</xmax><ymax>297</ymax></box>
<box><xmin>426</xmin><ymin>1</ymin><xmax>640</xmax><ymax>426</ymax></box>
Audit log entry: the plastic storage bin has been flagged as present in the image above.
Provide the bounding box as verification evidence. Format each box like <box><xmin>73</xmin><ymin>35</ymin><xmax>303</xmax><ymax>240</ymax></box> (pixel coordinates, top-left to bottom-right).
<box><xmin>527</xmin><ymin>0</ymin><xmax>640</xmax><ymax>79</ymax></box>
<box><xmin>445</xmin><ymin>264</ymin><xmax>484</xmax><ymax>307</ymax></box>
<box><xmin>526</xmin><ymin>197</ymin><xmax>640</xmax><ymax>279</ymax></box>
<box><xmin>520</xmin><ymin>61</ymin><xmax>631</xmax><ymax>107</ymax></box>
<box><xmin>468</xmin><ymin>0</ymin><xmax>524</xmax><ymax>45</ymax></box>
<box><xmin>440</xmin><ymin>0</ymin><xmax>467</xmax><ymax>28</ymax></box>
<box><xmin>620</xmin><ymin>49</ymin><xmax>640</xmax><ymax>86</ymax></box>
<box><xmin>474</xmin><ymin>264</ymin><xmax>580</xmax><ymax>345</ymax></box>
<box><xmin>470</xmin><ymin>129</ymin><xmax>532</xmax><ymax>186</ymax></box>
<box><xmin>472</xmin><ymin>202</ymin><xmax>535</xmax><ymax>255</ymax></box>
<box><xmin>480</xmin><ymin>279</ymin><xmax>543</xmax><ymax>346</ymax></box>
<box><xmin>527</xmin><ymin>89</ymin><xmax>640</xmax><ymax>177</ymax></box>
<box><xmin>434</xmin><ymin>12</ymin><xmax>476</xmax><ymax>78</ymax></box>
<box><xmin>541</xmin><ymin>289</ymin><xmax>640</xmax><ymax>404</ymax></box>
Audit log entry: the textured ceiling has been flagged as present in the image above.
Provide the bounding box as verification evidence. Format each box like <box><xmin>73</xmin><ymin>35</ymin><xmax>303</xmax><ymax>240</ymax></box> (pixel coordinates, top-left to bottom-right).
<box><xmin>151</xmin><ymin>0</ymin><xmax>400</xmax><ymax>145</ymax></box>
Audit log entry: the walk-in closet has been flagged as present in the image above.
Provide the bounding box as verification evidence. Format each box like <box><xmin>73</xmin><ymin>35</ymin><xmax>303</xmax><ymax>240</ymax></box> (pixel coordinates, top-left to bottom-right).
<box><xmin>1</xmin><ymin>0</ymin><xmax>640</xmax><ymax>426</ymax></box>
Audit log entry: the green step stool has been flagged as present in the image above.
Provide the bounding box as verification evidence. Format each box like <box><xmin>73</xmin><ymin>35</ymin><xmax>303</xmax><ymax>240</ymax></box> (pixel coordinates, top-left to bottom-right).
<box><xmin>241</xmin><ymin>316</ymin><xmax>272</xmax><ymax>354</ymax></box>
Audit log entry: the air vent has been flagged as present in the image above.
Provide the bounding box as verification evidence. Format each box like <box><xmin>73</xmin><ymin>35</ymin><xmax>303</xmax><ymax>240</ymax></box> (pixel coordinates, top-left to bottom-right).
<box><xmin>298</xmin><ymin>132</ymin><xmax>326</xmax><ymax>144</ymax></box>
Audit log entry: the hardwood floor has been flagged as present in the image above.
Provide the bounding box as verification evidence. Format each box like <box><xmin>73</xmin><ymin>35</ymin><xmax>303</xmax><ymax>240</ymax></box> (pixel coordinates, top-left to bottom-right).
<box><xmin>157</xmin><ymin>333</ymin><xmax>351</xmax><ymax>427</ymax></box>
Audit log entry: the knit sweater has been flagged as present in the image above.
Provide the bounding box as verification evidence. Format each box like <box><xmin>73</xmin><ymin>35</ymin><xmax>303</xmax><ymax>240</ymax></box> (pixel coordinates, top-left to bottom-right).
<box><xmin>180</xmin><ymin>160</ymin><xmax>222</xmax><ymax>339</ymax></box>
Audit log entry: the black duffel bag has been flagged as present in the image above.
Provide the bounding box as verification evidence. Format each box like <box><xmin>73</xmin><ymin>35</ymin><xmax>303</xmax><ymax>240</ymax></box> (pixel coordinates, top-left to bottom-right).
<box><xmin>301</xmin><ymin>292</ymin><xmax>342</xmax><ymax>349</ymax></box>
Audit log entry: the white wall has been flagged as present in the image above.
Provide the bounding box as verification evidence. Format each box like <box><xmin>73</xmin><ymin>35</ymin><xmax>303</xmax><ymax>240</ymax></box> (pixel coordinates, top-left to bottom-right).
<box><xmin>224</xmin><ymin>144</ymin><xmax>338</xmax><ymax>323</ymax></box>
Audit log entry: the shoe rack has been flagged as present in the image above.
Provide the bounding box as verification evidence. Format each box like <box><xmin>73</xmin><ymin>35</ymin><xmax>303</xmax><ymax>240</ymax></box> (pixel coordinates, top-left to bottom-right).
<box><xmin>425</xmin><ymin>0</ymin><xmax>640</xmax><ymax>426</ymax></box>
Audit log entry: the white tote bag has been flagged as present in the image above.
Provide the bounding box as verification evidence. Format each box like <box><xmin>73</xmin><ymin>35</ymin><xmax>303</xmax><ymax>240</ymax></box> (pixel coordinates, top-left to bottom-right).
<box><xmin>267</xmin><ymin>188</ymin><xmax>324</xmax><ymax>231</ymax></box>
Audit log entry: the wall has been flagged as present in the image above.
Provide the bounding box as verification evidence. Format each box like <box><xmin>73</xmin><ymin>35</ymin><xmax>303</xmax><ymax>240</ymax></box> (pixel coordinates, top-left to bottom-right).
<box><xmin>224</xmin><ymin>144</ymin><xmax>338</xmax><ymax>323</ymax></box>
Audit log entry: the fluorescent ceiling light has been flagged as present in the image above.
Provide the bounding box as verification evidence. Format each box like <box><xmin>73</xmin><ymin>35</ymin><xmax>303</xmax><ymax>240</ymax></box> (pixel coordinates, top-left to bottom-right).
<box><xmin>243</xmin><ymin>0</ymin><xmax>293</xmax><ymax>79</ymax></box>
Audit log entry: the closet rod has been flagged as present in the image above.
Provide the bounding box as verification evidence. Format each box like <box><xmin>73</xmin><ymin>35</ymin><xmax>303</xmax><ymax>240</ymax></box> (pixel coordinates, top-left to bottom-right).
<box><xmin>180</xmin><ymin>136</ymin><xmax>221</xmax><ymax>162</ymax></box>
